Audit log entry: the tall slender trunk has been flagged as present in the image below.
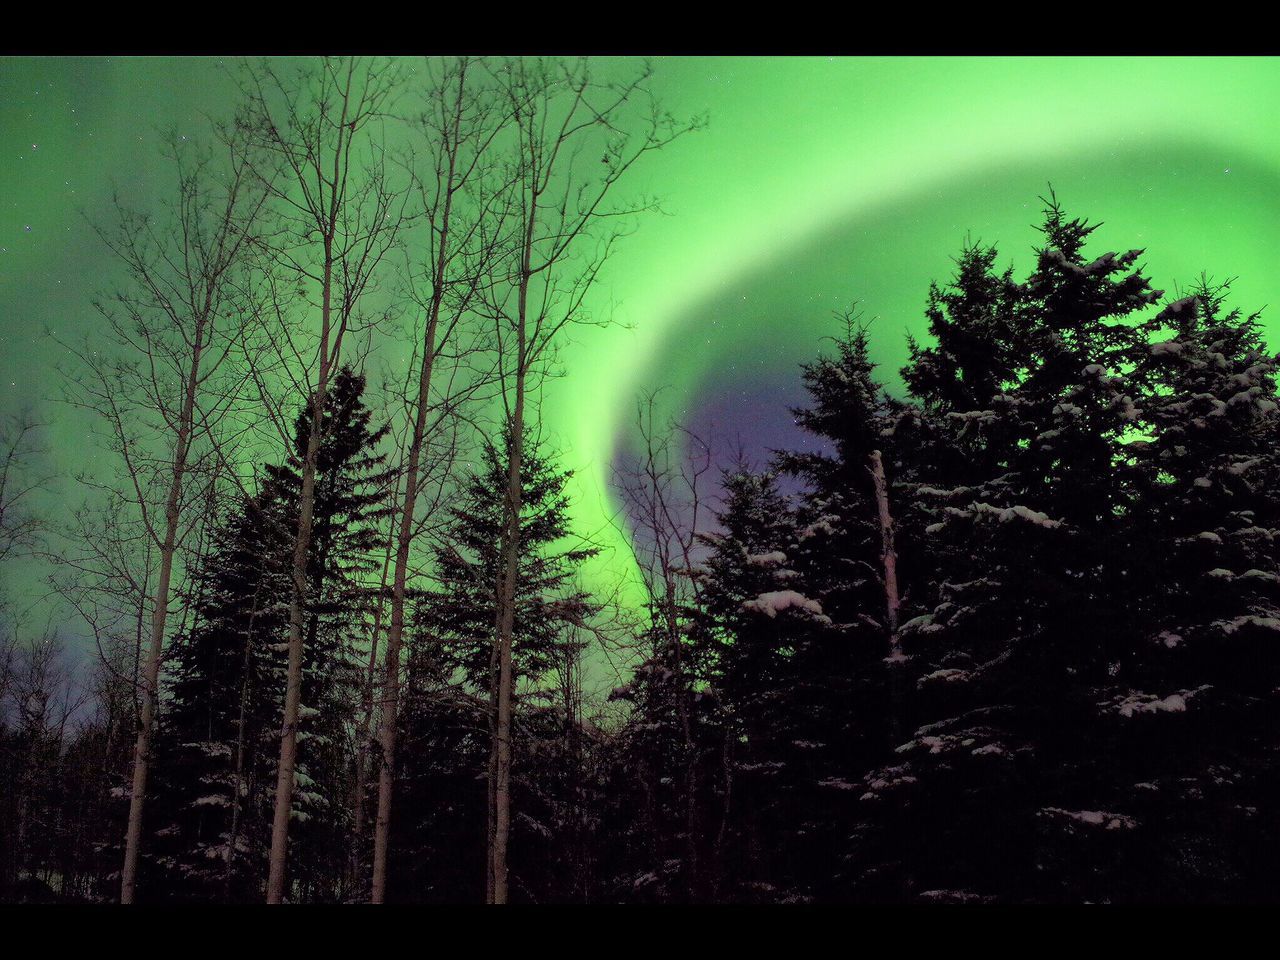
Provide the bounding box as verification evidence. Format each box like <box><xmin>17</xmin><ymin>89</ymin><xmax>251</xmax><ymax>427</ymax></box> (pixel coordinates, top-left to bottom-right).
<box><xmin>369</xmin><ymin>100</ymin><xmax>462</xmax><ymax>892</ymax></box>
<box><xmin>486</xmin><ymin>646</ymin><xmax>498</xmax><ymax>902</ymax></box>
<box><xmin>370</xmin><ymin>297</ymin><xmax>444</xmax><ymax>902</ymax></box>
<box><xmin>131</xmin><ymin>554</ymin><xmax>151</xmax><ymax>724</ymax></box>
<box><xmin>490</xmin><ymin>240</ymin><xmax>531</xmax><ymax>904</ymax></box>
<box><xmin>660</xmin><ymin>591</ymin><xmax>699</xmax><ymax>900</ymax></box>
<box><xmin>266</xmin><ymin>249</ymin><xmax>333</xmax><ymax>904</ymax></box>
<box><xmin>353</xmin><ymin>482</ymin><xmax>397</xmax><ymax>890</ymax></box>
<box><xmin>869</xmin><ymin>450</ymin><xmax>900</xmax><ymax>641</ymax></box>
<box><xmin>491</xmin><ymin>378</ymin><xmax>524</xmax><ymax>905</ymax></box>
<box><xmin>869</xmin><ymin>449</ymin><xmax>903</xmax><ymax>738</ymax></box>
<box><xmin>224</xmin><ymin>589</ymin><xmax>262</xmax><ymax>902</ymax></box>
<box><xmin>712</xmin><ymin>725</ymin><xmax>734</xmax><ymax>901</ymax></box>
<box><xmin>120</xmin><ymin>325</ymin><xmax>204</xmax><ymax>904</ymax></box>
<box><xmin>562</xmin><ymin>648</ymin><xmax>586</xmax><ymax>901</ymax></box>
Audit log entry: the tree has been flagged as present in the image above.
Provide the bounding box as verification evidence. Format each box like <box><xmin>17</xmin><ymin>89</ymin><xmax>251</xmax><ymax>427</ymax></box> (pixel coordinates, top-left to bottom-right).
<box><xmin>275</xmin><ymin>367</ymin><xmax>392</xmax><ymax>901</ymax></box>
<box><xmin>693</xmin><ymin>466</ymin><xmax>807</xmax><ymax>900</ymax></box>
<box><xmin>237</xmin><ymin>56</ymin><xmax>410</xmax><ymax>903</ymax></box>
<box><xmin>368</xmin><ymin>55</ymin><xmax>506</xmax><ymax>902</ymax></box>
<box><xmin>783</xmin><ymin>326</ymin><xmax>922</xmax><ymax>901</ymax></box>
<box><xmin>609</xmin><ymin>391</ymin><xmax>714</xmax><ymax>900</ymax></box>
<box><xmin>480</xmin><ymin>55</ymin><xmax>699</xmax><ymax>903</ymax></box>
<box><xmin>0</xmin><ymin>409</ymin><xmax>48</xmax><ymax>570</ymax></box>
<box><xmin>853</xmin><ymin>197</ymin><xmax>1163</xmax><ymax>901</ymax></box>
<box><xmin>155</xmin><ymin>365</ymin><xmax>391</xmax><ymax>902</ymax></box>
<box><xmin>418</xmin><ymin>428</ymin><xmax>599</xmax><ymax>693</ymax></box>
<box><xmin>62</xmin><ymin>126</ymin><xmax>271</xmax><ymax>903</ymax></box>
<box><xmin>152</xmin><ymin>490</ymin><xmax>290</xmax><ymax>901</ymax></box>
<box><xmin>393</xmin><ymin>428</ymin><xmax>600</xmax><ymax>901</ymax></box>
<box><xmin>1111</xmin><ymin>280</ymin><xmax>1280</xmax><ymax>900</ymax></box>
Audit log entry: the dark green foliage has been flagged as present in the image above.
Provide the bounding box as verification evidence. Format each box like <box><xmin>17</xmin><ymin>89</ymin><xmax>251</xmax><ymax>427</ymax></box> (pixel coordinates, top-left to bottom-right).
<box><xmin>601</xmin><ymin>196</ymin><xmax>1280</xmax><ymax>904</ymax></box>
<box><xmin>151</xmin><ymin>491</ymin><xmax>290</xmax><ymax>901</ymax></box>
<box><xmin>16</xmin><ymin>199</ymin><xmax>1280</xmax><ymax>905</ymax></box>
<box><xmin>152</xmin><ymin>366</ymin><xmax>391</xmax><ymax>902</ymax></box>
<box><xmin>390</xmin><ymin>429</ymin><xmax>604</xmax><ymax>902</ymax></box>
<box><xmin>415</xmin><ymin>428</ymin><xmax>600</xmax><ymax>692</ymax></box>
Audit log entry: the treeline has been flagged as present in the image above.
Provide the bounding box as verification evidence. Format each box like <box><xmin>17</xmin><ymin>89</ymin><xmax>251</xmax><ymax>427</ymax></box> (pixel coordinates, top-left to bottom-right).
<box><xmin>3</xmin><ymin>59</ymin><xmax>1280</xmax><ymax>905</ymax></box>
<box><xmin>593</xmin><ymin>198</ymin><xmax>1280</xmax><ymax>903</ymax></box>
<box><xmin>0</xmin><ymin>55</ymin><xmax>699</xmax><ymax>904</ymax></box>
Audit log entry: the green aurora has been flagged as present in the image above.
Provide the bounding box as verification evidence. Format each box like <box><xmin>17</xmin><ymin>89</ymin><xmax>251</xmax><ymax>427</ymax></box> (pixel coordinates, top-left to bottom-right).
<box><xmin>3</xmin><ymin>56</ymin><xmax>1280</xmax><ymax>622</ymax></box>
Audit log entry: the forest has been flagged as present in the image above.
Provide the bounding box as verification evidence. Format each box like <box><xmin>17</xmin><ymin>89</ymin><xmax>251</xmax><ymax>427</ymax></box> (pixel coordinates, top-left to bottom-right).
<box><xmin>3</xmin><ymin>55</ymin><xmax>1280</xmax><ymax>905</ymax></box>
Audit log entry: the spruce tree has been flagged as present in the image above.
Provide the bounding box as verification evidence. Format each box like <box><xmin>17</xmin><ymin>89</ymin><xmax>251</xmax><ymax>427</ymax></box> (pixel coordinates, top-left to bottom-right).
<box><xmin>694</xmin><ymin>468</ymin><xmax>817</xmax><ymax>901</ymax></box>
<box><xmin>155</xmin><ymin>366</ymin><xmax>390</xmax><ymax>902</ymax></box>
<box><xmin>154</xmin><ymin>490</ymin><xmax>291</xmax><ymax>902</ymax></box>
<box><xmin>694</xmin><ymin>326</ymin><xmax>912</xmax><ymax>901</ymax></box>
<box><xmin>394</xmin><ymin>428</ymin><xmax>600</xmax><ymax>901</ymax></box>
<box><xmin>413</xmin><ymin>428</ymin><xmax>599</xmax><ymax>692</ymax></box>
<box><xmin>771</xmin><ymin>327</ymin><xmax>914</xmax><ymax>901</ymax></box>
<box><xmin>267</xmin><ymin>365</ymin><xmax>391</xmax><ymax>901</ymax></box>
<box><xmin>852</xmin><ymin>198</ymin><xmax>1168</xmax><ymax>901</ymax></box>
<box><xmin>1112</xmin><ymin>280</ymin><xmax>1280</xmax><ymax>900</ymax></box>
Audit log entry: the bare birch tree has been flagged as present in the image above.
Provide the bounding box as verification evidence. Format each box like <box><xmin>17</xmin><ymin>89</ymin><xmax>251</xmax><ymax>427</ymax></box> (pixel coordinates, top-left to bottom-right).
<box><xmin>480</xmin><ymin>56</ymin><xmax>700</xmax><ymax>904</ymax></box>
<box><xmin>0</xmin><ymin>409</ymin><xmax>49</xmax><ymax>570</ymax></box>
<box><xmin>364</xmin><ymin>54</ymin><xmax>510</xmax><ymax>904</ymax></box>
<box><xmin>611</xmin><ymin>388</ymin><xmax>715</xmax><ymax>898</ymax></box>
<box><xmin>59</xmin><ymin>126</ymin><xmax>271</xmax><ymax>903</ymax></box>
<box><xmin>234</xmin><ymin>56</ymin><xmax>410</xmax><ymax>904</ymax></box>
<box><xmin>1</xmin><ymin>625</ymin><xmax>87</xmax><ymax>893</ymax></box>
<box><xmin>50</xmin><ymin>497</ymin><xmax>156</xmax><ymax>727</ymax></box>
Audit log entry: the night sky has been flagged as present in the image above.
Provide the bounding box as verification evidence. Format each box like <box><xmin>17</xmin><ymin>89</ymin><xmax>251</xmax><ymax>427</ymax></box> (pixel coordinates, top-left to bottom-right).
<box><xmin>4</xmin><ymin>56</ymin><xmax>1280</xmax><ymax>628</ymax></box>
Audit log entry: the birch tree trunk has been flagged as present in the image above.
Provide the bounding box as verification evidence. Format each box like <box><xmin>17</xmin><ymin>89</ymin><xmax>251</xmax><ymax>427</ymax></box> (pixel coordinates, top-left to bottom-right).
<box><xmin>119</xmin><ymin>346</ymin><xmax>199</xmax><ymax>903</ymax></box>
<box><xmin>224</xmin><ymin>587</ymin><xmax>262</xmax><ymax>901</ymax></box>
<box><xmin>490</xmin><ymin>287</ymin><xmax>527</xmax><ymax>905</ymax></box>
<box><xmin>370</xmin><ymin>301</ymin><xmax>442</xmax><ymax>903</ymax></box>
<box><xmin>869</xmin><ymin>449</ymin><xmax>901</xmax><ymax>645</ymax></box>
<box><xmin>369</xmin><ymin>56</ymin><xmax>497</xmax><ymax>901</ymax></box>
<box><xmin>81</xmin><ymin>129</ymin><xmax>269</xmax><ymax>904</ymax></box>
<box><xmin>482</xmin><ymin>55</ymin><xmax>698</xmax><ymax>904</ymax></box>
<box><xmin>352</xmin><ymin>477</ymin><xmax>398</xmax><ymax>888</ymax></box>
<box><xmin>869</xmin><ymin>448</ymin><xmax>904</xmax><ymax>739</ymax></box>
<box><xmin>239</xmin><ymin>56</ymin><xmax>407</xmax><ymax>904</ymax></box>
<box><xmin>265</xmin><ymin>250</ymin><xmax>332</xmax><ymax>904</ymax></box>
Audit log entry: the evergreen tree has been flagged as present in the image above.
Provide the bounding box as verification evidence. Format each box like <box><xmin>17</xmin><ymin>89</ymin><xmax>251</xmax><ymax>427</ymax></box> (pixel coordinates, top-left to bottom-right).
<box><xmin>600</xmin><ymin>632</ymin><xmax>725</xmax><ymax>903</ymax></box>
<box><xmin>155</xmin><ymin>366</ymin><xmax>390</xmax><ymax>902</ymax></box>
<box><xmin>393</xmin><ymin>428</ymin><xmax>600</xmax><ymax>901</ymax></box>
<box><xmin>694</xmin><ymin>327</ymin><xmax>910</xmax><ymax>901</ymax></box>
<box><xmin>268</xmin><ymin>366</ymin><xmax>391</xmax><ymax>901</ymax></box>
<box><xmin>153</xmin><ymin>491</ymin><xmax>291</xmax><ymax>901</ymax></box>
<box><xmin>386</xmin><ymin>665</ymin><xmax>490</xmax><ymax>903</ymax></box>
<box><xmin>414</xmin><ymin>428</ymin><xmax>600</xmax><ymax>692</ymax></box>
<box><xmin>854</xmin><ymin>197</ymin><xmax>1167</xmax><ymax>901</ymax></box>
<box><xmin>1110</xmin><ymin>280</ymin><xmax>1280</xmax><ymax>900</ymax></box>
<box><xmin>694</xmin><ymin>468</ymin><xmax>819</xmax><ymax>901</ymax></box>
<box><xmin>771</xmin><ymin>327</ymin><xmax>914</xmax><ymax>900</ymax></box>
